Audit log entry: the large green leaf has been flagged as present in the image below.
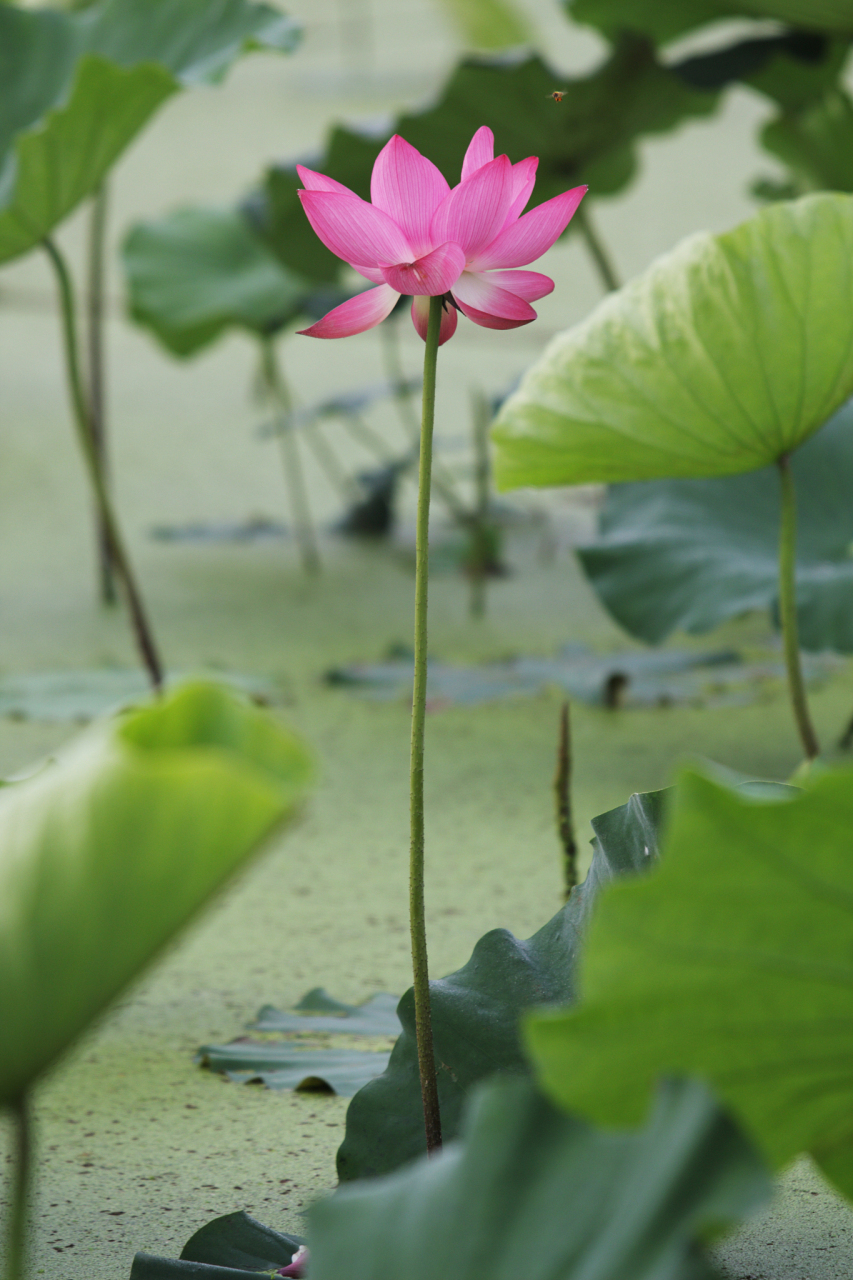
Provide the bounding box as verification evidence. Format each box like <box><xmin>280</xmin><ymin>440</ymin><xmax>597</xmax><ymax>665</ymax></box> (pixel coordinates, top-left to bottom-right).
<box><xmin>314</xmin><ymin>1076</ymin><xmax>770</xmax><ymax>1280</ymax></box>
<box><xmin>0</xmin><ymin>0</ymin><xmax>300</xmax><ymax>265</ymax></box>
<box><xmin>122</xmin><ymin>207</ymin><xmax>348</xmax><ymax>357</ymax></box>
<box><xmin>565</xmin><ymin>0</ymin><xmax>853</xmax><ymax>45</ymax></box>
<box><xmin>337</xmin><ymin>788</ymin><xmax>666</xmax><ymax>1181</ymax></box>
<box><xmin>578</xmin><ymin>398</ymin><xmax>853</xmax><ymax>651</ymax></box>
<box><xmin>256</xmin><ymin>40</ymin><xmax>717</xmax><ymax>281</ymax></box>
<box><xmin>526</xmin><ymin>768</ymin><xmax>853</xmax><ymax>1199</ymax></box>
<box><xmin>492</xmin><ymin>193</ymin><xmax>853</xmax><ymax>490</ymax></box>
<box><xmin>0</xmin><ymin>681</ymin><xmax>312</xmax><ymax>1104</ymax></box>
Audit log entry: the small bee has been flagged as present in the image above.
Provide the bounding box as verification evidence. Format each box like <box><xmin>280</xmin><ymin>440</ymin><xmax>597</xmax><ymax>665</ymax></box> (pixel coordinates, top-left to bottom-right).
<box><xmin>549</xmin><ymin>90</ymin><xmax>568</xmax><ymax>102</ymax></box>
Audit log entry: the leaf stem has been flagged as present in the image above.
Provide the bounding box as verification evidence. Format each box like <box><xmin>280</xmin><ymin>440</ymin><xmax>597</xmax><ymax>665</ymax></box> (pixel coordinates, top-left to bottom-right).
<box><xmin>86</xmin><ymin>181</ymin><xmax>117</xmax><ymax>604</ymax></box>
<box><xmin>554</xmin><ymin>701</ymin><xmax>578</xmax><ymax>897</ymax></box>
<box><xmin>777</xmin><ymin>455</ymin><xmax>819</xmax><ymax>760</ymax></box>
<box><xmin>5</xmin><ymin>1093</ymin><xmax>31</xmax><ymax>1280</ymax></box>
<box><xmin>260</xmin><ymin>338</ymin><xmax>321</xmax><ymax>576</ymax></box>
<box><xmin>575</xmin><ymin>203</ymin><xmax>621</xmax><ymax>293</ymax></box>
<box><xmin>410</xmin><ymin>295</ymin><xmax>442</xmax><ymax>1154</ymax></box>
<box><xmin>469</xmin><ymin>388</ymin><xmax>492</xmax><ymax>620</ymax></box>
<box><xmin>42</xmin><ymin>236</ymin><xmax>164</xmax><ymax>691</ymax></box>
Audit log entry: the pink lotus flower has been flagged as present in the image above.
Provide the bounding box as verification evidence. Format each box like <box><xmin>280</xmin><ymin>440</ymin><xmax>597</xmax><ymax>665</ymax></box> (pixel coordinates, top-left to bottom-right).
<box><xmin>296</xmin><ymin>127</ymin><xmax>586</xmax><ymax>345</ymax></box>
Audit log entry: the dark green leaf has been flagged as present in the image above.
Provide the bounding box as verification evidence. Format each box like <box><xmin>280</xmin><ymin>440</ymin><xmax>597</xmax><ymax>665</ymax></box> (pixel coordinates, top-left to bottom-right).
<box><xmin>337</xmin><ymin>788</ymin><xmax>665</xmax><ymax>1180</ymax></box>
<box><xmin>0</xmin><ymin>681</ymin><xmax>313</xmax><ymax>1103</ymax></box>
<box><xmin>0</xmin><ymin>0</ymin><xmax>299</xmax><ymax>264</ymax></box>
<box><xmin>131</xmin><ymin>1211</ymin><xmax>304</xmax><ymax>1280</ymax></box>
<box><xmin>122</xmin><ymin>207</ymin><xmax>344</xmax><ymax>356</ymax></box>
<box><xmin>315</xmin><ymin>1076</ymin><xmax>770</xmax><ymax>1280</ymax></box>
<box><xmin>565</xmin><ymin>0</ymin><xmax>853</xmax><ymax>45</ymax></box>
<box><xmin>761</xmin><ymin>88</ymin><xmax>853</xmax><ymax>192</ymax></box>
<box><xmin>493</xmin><ymin>193</ymin><xmax>853</xmax><ymax>489</ymax></box>
<box><xmin>741</xmin><ymin>35</ymin><xmax>850</xmax><ymax>110</ymax></box>
<box><xmin>578</xmin><ymin>399</ymin><xmax>853</xmax><ymax>651</ymax></box>
<box><xmin>251</xmin><ymin>989</ymin><xmax>401</xmax><ymax>1035</ymax></box>
<box><xmin>526</xmin><ymin>767</ymin><xmax>853</xmax><ymax>1199</ymax></box>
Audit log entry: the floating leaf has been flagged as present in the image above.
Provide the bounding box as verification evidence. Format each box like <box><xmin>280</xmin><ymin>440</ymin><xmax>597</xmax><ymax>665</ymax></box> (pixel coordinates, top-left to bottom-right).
<box><xmin>492</xmin><ymin>193</ymin><xmax>853</xmax><ymax>490</ymax></box>
<box><xmin>315</xmin><ymin>1076</ymin><xmax>770</xmax><ymax>1280</ymax></box>
<box><xmin>0</xmin><ymin>669</ymin><xmax>280</xmax><ymax>723</ymax></box>
<box><xmin>122</xmin><ymin>207</ymin><xmax>347</xmax><ymax>357</ymax></box>
<box><xmin>526</xmin><ymin>768</ymin><xmax>853</xmax><ymax>1199</ymax></box>
<box><xmin>199</xmin><ymin>1042</ymin><xmax>392</xmax><ymax>1096</ymax></box>
<box><xmin>0</xmin><ymin>682</ymin><xmax>312</xmax><ymax>1103</ymax></box>
<box><xmin>132</xmin><ymin>1211</ymin><xmax>304</xmax><ymax>1280</ymax></box>
<box><xmin>251</xmin><ymin>989</ymin><xmax>401</xmax><ymax>1036</ymax></box>
<box><xmin>578</xmin><ymin>398</ymin><xmax>853</xmax><ymax>651</ymax></box>
<box><xmin>337</xmin><ymin>788</ymin><xmax>665</xmax><ymax>1180</ymax></box>
<box><xmin>0</xmin><ymin>0</ymin><xmax>300</xmax><ymax>264</ymax></box>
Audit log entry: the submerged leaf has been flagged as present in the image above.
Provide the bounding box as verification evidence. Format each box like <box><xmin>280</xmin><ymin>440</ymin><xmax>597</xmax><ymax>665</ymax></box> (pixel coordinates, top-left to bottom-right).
<box><xmin>337</xmin><ymin>788</ymin><xmax>665</xmax><ymax>1180</ymax></box>
<box><xmin>492</xmin><ymin>193</ymin><xmax>853</xmax><ymax>489</ymax></box>
<box><xmin>0</xmin><ymin>682</ymin><xmax>312</xmax><ymax>1103</ymax></box>
<box><xmin>527</xmin><ymin>768</ymin><xmax>853</xmax><ymax>1199</ymax></box>
<box><xmin>251</xmin><ymin>989</ymin><xmax>401</xmax><ymax>1036</ymax></box>
<box><xmin>315</xmin><ymin>1076</ymin><xmax>770</xmax><ymax>1280</ymax></box>
<box><xmin>199</xmin><ymin>1043</ymin><xmax>391</xmax><ymax>1096</ymax></box>
<box><xmin>578</xmin><ymin>398</ymin><xmax>853</xmax><ymax>651</ymax></box>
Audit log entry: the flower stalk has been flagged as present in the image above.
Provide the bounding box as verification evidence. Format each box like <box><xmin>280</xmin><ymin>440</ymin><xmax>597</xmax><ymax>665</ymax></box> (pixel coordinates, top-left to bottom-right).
<box><xmin>259</xmin><ymin>338</ymin><xmax>321</xmax><ymax>576</ymax></box>
<box><xmin>409</xmin><ymin>294</ymin><xmax>443</xmax><ymax>1154</ymax></box>
<box><xmin>777</xmin><ymin>454</ymin><xmax>819</xmax><ymax>760</ymax></box>
<box><xmin>42</xmin><ymin>236</ymin><xmax>164</xmax><ymax>691</ymax></box>
<box><xmin>86</xmin><ymin>181</ymin><xmax>117</xmax><ymax>604</ymax></box>
<box><xmin>5</xmin><ymin>1093</ymin><xmax>32</xmax><ymax>1280</ymax></box>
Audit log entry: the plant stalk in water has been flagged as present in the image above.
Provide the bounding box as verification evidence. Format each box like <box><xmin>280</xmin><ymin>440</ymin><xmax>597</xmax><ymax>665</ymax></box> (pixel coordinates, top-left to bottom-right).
<box><xmin>87</xmin><ymin>181</ymin><xmax>116</xmax><ymax>604</ymax></box>
<box><xmin>554</xmin><ymin>701</ymin><xmax>578</xmax><ymax>896</ymax></box>
<box><xmin>777</xmin><ymin>454</ymin><xmax>819</xmax><ymax>760</ymax></box>
<box><xmin>5</xmin><ymin>1093</ymin><xmax>31</xmax><ymax>1280</ymax></box>
<box><xmin>260</xmin><ymin>338</ymin><xmax>321</xmax><ymax>576</ymax></box>
<box><xmin>410</xmin><ymin>294</ymin><xmax>443</xmax><ymax>1154</ymax></box>
<box><xmin>575</xmin><ymin>202</ymin><xmax>621</xmax><ymax>294</ymax></box>
<box><xmin>42</xmin><ymin>236</ymin><xmax>164</xmax><ymax>691</ymax></box>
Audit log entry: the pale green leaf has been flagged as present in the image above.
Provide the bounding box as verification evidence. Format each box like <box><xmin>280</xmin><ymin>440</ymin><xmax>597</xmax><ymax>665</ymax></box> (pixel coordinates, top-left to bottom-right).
<box><xmin>492</xmin><ymin>193</ymin><xmax>853</xmax><ymax>489</ymax></box>
<box><xmin>526</xmin><ymin>768</ymin><xmax>853</xmax><ymax>1199</ymax></box>
<box><xmin>0</xmin><ymin>681</ymin><xmax>313</xmax><ymax>1103</ymax></box>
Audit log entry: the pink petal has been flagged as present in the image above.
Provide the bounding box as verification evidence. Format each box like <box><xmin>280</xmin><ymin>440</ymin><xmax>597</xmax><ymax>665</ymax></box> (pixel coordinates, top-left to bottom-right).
<box><xmin>455</xmin><ymin>300</ymin><xmax>534</xmax><ymax>330</ymax></box>
<box><xmin>480</xmin><ymin>268</ymin><xmax>554</xmax><ymax>301</ymax></box>
<box><xmin>502</xmin><ymin>157</ymin><xmax>539</xmax><ymax>228</ymax></box>
<box><xmin>469</xmin><ymin>184</ymin><xmax>588</xmax><ymax>270</ymax></box>
<box><xmin>352</xmin><ymin>264</ymin><xmax>387</xmax><ymax>284</ymax></box>
<box><xmin>429</xmin><ymin>155</ymin><xmax>514</xmax><ymax>261</ymax></box>
<box><xmin>298</xmin><ymin>191</ymin><xmax>413</xmax><ymax>269</ymax></box>
<box><xmin>411</xmin><ymin>295</ymin><xmax>458</xmax><ymax>345</ymax></box>
<box><xmin>380</xmin><ymin>241</ymin><xmax>465</xmax><ymax>296</ymax></box>
<box><xmin>370</xmin><ymin>135</ymin><xmax>450</xmax><ymax>257</ymax></box>
<box><xmin>451</xmin><ymin>271</ymin><xmax>537</xmax><ymax>323</ymax></box>
<box><xmin>298</xmin><ymin>283</ymin><xmax>400</xmax><ymax>338</ymax></box>
<box><xmin>461</xmin><ymin>126</ymin><xmax>494</xmax><ymax>182</ymax></box>
<box><xmin>296</xmin><ymin>164</ymin><xmax>354</xmax><ymax>195</ymax></box>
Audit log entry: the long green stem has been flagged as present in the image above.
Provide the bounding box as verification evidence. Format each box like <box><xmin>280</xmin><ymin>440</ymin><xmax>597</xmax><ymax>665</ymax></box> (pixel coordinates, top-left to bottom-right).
<box><xmin>42</xmin><ymin>237</ymin><xmax>164</xmax><ymax>691</ymax></box>
<box><xmin>469</xmin><ymin>388</ymin><xmax>491</xmax><ymax>620</ymax></box>
<box><xmin>410</xmin><ymin>295</ymin><xmax>442</xmax><ymax>1154</ymax></box>
<box><xmin>777</xmin><ymin>455</ymin><xmax>819</xmax><ymax>760</ymax></box>
<box><xmin>260</xmin><ymin>338</ymin><xmax>321</xmax><ymax>576</ymax></box>
<box><xmin>554</xmin><ymin>701</ymin><xmax>578</xmax><ymax>897</ymax></box>
<box><xmin>5</xmin><ymin>1094</ymin><xmax>31</xmax><ymax>1280</ymax></box>
<box><xmin>576</xmin><ymin>203</ymin><xmax>621</xmax><ymax>294</ymax></box>
<box><xmin>87</xmin><ymin>181</ymin><xmax>116</xmax><ymax>604</ymax></box>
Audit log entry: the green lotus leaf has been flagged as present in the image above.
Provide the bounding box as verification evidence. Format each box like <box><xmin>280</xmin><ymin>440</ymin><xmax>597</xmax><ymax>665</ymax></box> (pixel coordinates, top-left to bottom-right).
<box><xmin>526</xmin><ymin>767</ymin><xmax>853</xmax><ymax>1199</ymax></box>
<box><xmin>492</xmin><ymin>193</ymin><xmax>853</xmax><ymax>490</ymax></box>
<box><xmin>0</xmin><ymin>681</ymin><xmax>313</xmax><ymax>1104</ymax></box>
<box><xmin>122</xmin><ymin>206</ymin><xmax>347</xmax><ymax>357</ymax></box>
<box><xmin>313</xmin><ymin>1075</ymin><xmax>770</xmax><ymax>1280</ymax></box>
<box><xmin>577</xmin><ymin>398</ymin><xmax>853</xmax><ymax>650</ymax></box>
<box><xmin>0</xmin><ymin>0</ymin><xmax>300</xmax><ymax>265</ymax></box>
<box><xmin>761</xmin><ymin>88</ymin><xmax>853</xmax><ymax>193</ymax></box>
<box><xmin>337</xmin><ymin>788</ymin><xmax>666</xmax><ymax>1181</ymax></box>
<box><xmin>565</xmin><ymin>0</ymin><xmax>853</xmax><ymax>45</ymax></box>
<box><xmin>132</xmin><ymin>1210</ymin><xmax>305</xmax><ymax>1280</ymax></box>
